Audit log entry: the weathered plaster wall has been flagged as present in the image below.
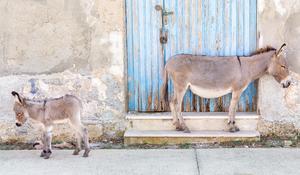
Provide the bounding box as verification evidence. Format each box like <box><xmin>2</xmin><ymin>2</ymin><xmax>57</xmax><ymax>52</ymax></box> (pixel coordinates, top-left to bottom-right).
<box><xmin>0</xmin><ymin>0</ymin><xmax>126</xmax><ymax>143</ymax></box>
<box><xmin>1</xmin><ymin>0</ymin><xmax>299</xmax><ymax>143</ymax></box>
<box><xmin>258</xmin><ymin>0</ymin><xmax>300</xmax><ymax>136</ymax></box>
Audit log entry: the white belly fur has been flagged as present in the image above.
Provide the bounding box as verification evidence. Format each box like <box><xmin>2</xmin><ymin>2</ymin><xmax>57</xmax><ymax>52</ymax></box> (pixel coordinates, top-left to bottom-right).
<box><xmin>189</xmin><ymin>84</ymin><xmax>232</xmax><ymax>98</ymax></box>
<box><xmin>53</xmin><ymin>119</ymin><xmax>70</xmax><ymax>124</ymax></box>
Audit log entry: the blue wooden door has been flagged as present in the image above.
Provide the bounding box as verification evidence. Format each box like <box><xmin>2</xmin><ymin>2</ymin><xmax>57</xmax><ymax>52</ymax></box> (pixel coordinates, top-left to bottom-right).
<box><xmin>126</xmin><ymin>0</ymin><xmax>257</xmax><ymax>112</ymax></box>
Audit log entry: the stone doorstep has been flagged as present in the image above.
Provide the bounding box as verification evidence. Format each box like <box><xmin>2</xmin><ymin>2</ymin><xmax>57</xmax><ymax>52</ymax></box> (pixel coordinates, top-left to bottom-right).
<box><xmin>126</xmin><ymin>112</ymin><xmax>260</xmax><ymax>131</ymax></box>
<box><xmin>124</xmin><ymin>130</ymin><xmax>260</xmax><ymax>145</ymax></box>
<box><xmin>125</xmin><ymin>130</ymin><xmax>260</xmax><ymax>138</ymax></box>
<box><xmin>126</xmin><ymin>112</ymin><xmax>260</xmax><ymax>120</ymax></box>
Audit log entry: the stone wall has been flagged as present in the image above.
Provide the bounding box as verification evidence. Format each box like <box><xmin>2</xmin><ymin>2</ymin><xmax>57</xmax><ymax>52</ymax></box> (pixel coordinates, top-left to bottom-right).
<box><xmin>258</xmin><ymin>0</ymin><xmax>300</xmax><ymax>136</ymax></box>
<box><xmin>0</xmin><ymin>0</ymin><xmax>126</xmax><ymax>143</ymax></box>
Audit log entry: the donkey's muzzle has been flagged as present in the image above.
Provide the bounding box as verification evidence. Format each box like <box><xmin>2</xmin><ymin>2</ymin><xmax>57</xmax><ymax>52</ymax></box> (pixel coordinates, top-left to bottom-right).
<box><xmin>15</xmin><ymin>123</ymin><xmax>21</xmax><ymax>127</ymax></box>
<box><xmin>282</xmin><ymin>81</ymin><xmax>291</xmax><ymax>88</ymax></box>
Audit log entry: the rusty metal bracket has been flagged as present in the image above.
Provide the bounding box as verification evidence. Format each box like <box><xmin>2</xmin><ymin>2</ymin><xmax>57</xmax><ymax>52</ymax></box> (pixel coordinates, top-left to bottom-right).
<box><xmin>160</xmin><ymin>28</ymin><xmax>168</xmax><ymax>44</ymax></box>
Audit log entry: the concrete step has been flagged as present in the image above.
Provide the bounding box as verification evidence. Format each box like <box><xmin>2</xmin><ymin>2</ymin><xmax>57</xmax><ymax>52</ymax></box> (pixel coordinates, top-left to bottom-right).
<box><xmin>127</xmin><ymin>112</ymin><xmax>259</xmax><ymax>131</ymax></box>
<box><xmin>124</xmin><ymin>130</ymin><xmax>260</xmax><ymax>145</ymax></box>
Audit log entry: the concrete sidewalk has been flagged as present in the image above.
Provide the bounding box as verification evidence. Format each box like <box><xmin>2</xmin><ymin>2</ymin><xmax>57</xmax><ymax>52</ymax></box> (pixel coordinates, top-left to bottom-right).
<box><xmin>0</xmin><ymin>149</ymin><xmax>299</xmax><ymax>175</ymax></box>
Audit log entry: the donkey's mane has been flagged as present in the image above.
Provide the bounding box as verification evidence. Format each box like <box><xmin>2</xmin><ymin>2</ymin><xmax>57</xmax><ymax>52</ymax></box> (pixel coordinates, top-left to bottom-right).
<box><xmin>250</xmin><ymin>46</ymin><xmax>276</xmax><ymax>56</ymax></box>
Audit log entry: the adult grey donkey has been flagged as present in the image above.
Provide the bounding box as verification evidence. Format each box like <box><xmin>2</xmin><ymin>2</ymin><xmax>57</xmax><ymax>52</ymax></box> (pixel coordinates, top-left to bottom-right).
<box><xmin>161</xmin><ymin>43</ymin><xmax>291</xmax><ymax>133</ymax></box>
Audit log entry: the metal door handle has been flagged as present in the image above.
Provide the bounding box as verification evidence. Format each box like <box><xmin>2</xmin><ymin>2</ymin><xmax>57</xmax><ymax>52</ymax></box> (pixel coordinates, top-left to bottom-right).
<box><xmin>155</xmin><ymin>4</ymin><xmax>173</xmax><ymax>25</ymax></box>
<box><xmin>155</xmin><ymin>5</ymin><xmax>173</xmax><ymax>16</ymax></box>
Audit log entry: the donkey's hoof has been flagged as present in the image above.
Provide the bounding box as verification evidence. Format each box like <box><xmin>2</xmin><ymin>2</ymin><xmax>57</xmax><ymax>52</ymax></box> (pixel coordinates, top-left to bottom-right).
<box><xmin>73</xmin><ymin>149</ymin><xmax>81</xmax><ymax>155</ymax></box>
<box><xmin>173</xmin><ymin>122</ymin><xmax>181</xmax><ymax>130</ymax></box>
<box><xmin>176</xmin><ymin>126</ymin><xmax>183</xmax><ymax>131</ymax></box>
<box><xmin>225</xmin><ymin>122</ymin><xmax>240</xmax><ymax>133</ymax></box>
<box><xmin>175</xmin><ymin>123</ymin><xmax>184</xmax><ymax>131</ymax></box>
<box><xmin>43</xmin><ymin>150</ymin><xmax>52</xmax><ymax>159</ymax></box>
<box><xmin>43</xmin><ymin>153</ymin><xmax>51</xmax><ymax>159</ymax></box>
<box><xmin>83</xmin><ymin>149</ymin><xmax>90</xmax><ymax>157</ymax></box>
<box><xmin>228</xmin><ymin>126</ymin><xmax>240</xmax><ymax>133</ymax></box>
<box><xmin>183</xmin><ymin>127</ymin><xmax>191</xmax><ymax>133</ymax></box>
<box><xmin>40</xmin><ymin>150</ymin><xmax>46</xmax><ymax>157</ymax></box>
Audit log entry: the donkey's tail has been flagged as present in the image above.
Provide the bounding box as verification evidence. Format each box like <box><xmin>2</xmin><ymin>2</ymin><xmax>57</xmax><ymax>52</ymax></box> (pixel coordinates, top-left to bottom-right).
<box><xmin>160</xmin><ymin>67</ymin><xmax>169</xmax><ymax>110</ymax></box>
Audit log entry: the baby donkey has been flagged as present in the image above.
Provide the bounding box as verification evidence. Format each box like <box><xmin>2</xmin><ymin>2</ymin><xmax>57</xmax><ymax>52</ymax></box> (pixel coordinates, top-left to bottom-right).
<box><xmin>11</xmin><ymin>91</ymin><xmax>90</xmax><ymax>159</ymax></box>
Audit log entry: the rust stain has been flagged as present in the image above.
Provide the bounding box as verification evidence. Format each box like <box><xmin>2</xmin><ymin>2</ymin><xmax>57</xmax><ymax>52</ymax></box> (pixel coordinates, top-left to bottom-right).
<box><xmin>192</xmin><ymin>95</ymin><xmax>197</xmax><ymax>112</ymax></box>
<box><xmin>201</xmin><ymin>98</ymin><xmax>206</xmax><ymax>112</ymax></box>
<box><xmin>154</xmin><ymin>95</ymin><xmax>159</xmax><ymax>111</ymax></box>
<box><xmin>151</xmin><ymin>93</ymin><xmax>169</xmax><ymax>112</ymax></box>
<box><xmin>217</xmin><ymin>97</ymin><xmax>223</xmax><ymax>112</ymax></box>
<box><xmin>206</xmin><ymin>99</ymin><xmax>210</xmax><ymax>112</ymax></box>
<box><xmin>186</xmin><ymin>96</ymin><xmax>191</xmax><ymax>112</ymax></box>
<box><xmin>147</xmin><ymin>94</ymin><xmax>152</xmax><ymax>111</ymax></box>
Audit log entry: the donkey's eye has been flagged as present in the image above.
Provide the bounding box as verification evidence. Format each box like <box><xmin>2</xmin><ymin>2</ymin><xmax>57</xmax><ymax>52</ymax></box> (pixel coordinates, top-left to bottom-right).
<box><xmin>281</xmin><ymin>65</ymin><xmax>286</xmax><ymax>69</ymax></box>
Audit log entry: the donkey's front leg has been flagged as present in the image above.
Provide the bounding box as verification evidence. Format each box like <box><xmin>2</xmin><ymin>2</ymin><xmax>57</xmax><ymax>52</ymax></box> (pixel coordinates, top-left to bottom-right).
<box><xmin>40</xmin><ymin>132</ymin><xmax>47</xmax><ymax>157</ymax></box>
<box><xmin>43</xmin><ymin>126</ymin><xmax>53</xmax><ymax>159</ymax></box>
<box><xmin>72</xmin><ymin>132</ymin><xmax>82</xmax><ymax>155</ymax></box>
<box><xmin>170</xmin><ymin>97</ymin><xmax>180</xmax><ymax>130</ymax></box>
<box><xmin>226</xmin><ymin>91</ymin><xmax>242</xmax><ymax>132</ymax></box>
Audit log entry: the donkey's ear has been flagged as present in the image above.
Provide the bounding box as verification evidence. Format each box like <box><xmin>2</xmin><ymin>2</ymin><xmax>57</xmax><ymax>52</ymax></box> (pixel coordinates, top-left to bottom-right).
<box><xmin>11</xmin><ymin>91</ymin><xmax>23</xmax><ymax>104</ymax></box>
<box><xmin>276</xmin><ymin>43</ymin><xmax>287</xmax><ymax>57</ymax></box>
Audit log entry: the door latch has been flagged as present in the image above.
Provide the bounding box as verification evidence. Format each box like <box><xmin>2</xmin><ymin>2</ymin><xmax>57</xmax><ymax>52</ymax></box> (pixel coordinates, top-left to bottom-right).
<box><xmin>155</xmin><ymin>5</ymin><xmax>173</xmax><ymax>44</ymax></box>
<box><xmin>160</xmin><ymin>28</ymin><xmax>168</xmax><ymax>44</ymax></box>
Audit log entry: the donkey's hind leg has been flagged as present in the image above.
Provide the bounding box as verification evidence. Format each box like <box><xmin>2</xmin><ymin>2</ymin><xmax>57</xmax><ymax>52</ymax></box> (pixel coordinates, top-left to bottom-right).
<box><xmin>69</xmin><ymin>118</ymin><xmax>82</xmax><ymax>155</ymax></box>
<box><xmin>72</xmin><ymin>132</ymin><xmax>82</xmax><ymax>155</ymax></box>
<box><xmin>170</xmin><ymin>96</ymin><xmax>180</xmax><ymax>130</ymax></box>
<box><xmin>69</xmin><ymin>116</ymin><xmax>90</xmax><ymax>157</ymax></box>
<box><xmin>174</xmin><ymin>84</ymin><xmax>190</xmax><ymax>133</ymax></box>
<box><xmin>82</xmin><ymin>127</ymin><xmax>90</xmax><ymax>157</ymax></box>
